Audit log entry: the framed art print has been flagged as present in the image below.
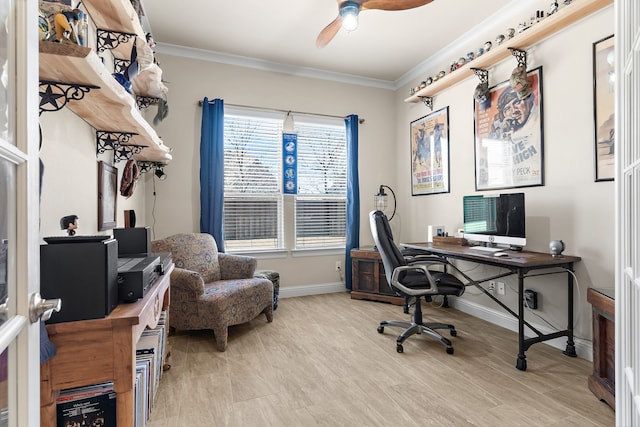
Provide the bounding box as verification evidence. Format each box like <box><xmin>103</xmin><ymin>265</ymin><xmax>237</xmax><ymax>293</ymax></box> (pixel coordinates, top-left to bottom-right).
<box><xmin>593</xmin><ymin>34</ymin><xmax>615</xmax><ymax>181</ymax></box>
<box><xmin>473</xmin><ymin>66</ymin><xmax>544</xmax><ymax>191</ymax></box>
<box><xmin>410</xmin><ymin>106</ymin><xmax>450</xmax><ymax>196</ymax></box>
<box><xmin>98</xmin><ymin>161</ymin><xmax>117</xmax><ymax>231</ymax></box>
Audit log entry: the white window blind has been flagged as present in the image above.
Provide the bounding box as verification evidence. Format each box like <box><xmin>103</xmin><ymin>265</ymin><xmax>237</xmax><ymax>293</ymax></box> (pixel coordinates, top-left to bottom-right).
<box><xmin>223</xmin><ymin>113</ymin><xmax>283</xmax><ymax>251</ymax></box>
<box><xmin>222</xmin><ymin>109</ymin><xmax>347</xmax><ymax>252</ymax></box>
<box><xmin>294</xmin><ymin>121</ymin><xmax>347</xmax><ymax>249</ymax></box>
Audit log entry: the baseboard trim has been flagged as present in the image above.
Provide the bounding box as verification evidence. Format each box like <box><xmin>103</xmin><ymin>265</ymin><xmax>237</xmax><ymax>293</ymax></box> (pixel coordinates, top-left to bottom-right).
<box><xmin>279</xmin><ymin>282</ymin><xmax>347</xmax><ymax>299</ymax></box>
<box><xmin>451</xmin><ymin>297</ymin><xmax>592</xmax><ymax>361</ymax></box>
<box><xmin>279</xmin><ymin>283</ymin><xmax>592</xmax><ymax>361</ymax></box>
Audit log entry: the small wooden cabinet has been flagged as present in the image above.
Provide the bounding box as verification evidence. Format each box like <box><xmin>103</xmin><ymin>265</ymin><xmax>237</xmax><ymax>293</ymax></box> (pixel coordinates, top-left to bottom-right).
<box><xmin>350</xmin><ymin>248</ymin><xmax>402</xmax><ymax>305</ymax></box>
<box><xmin>587</xmin><ymin>287</ymin><xmax>615</xmax><ymax>409</ymax></box>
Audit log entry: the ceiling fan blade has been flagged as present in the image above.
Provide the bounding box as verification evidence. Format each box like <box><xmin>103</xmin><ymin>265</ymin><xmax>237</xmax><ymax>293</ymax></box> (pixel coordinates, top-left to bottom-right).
<box><xmin>362</xmin><ymin>0</ymin><xmax>433</xmax><ymax>11</ymax></box>
<box><xmin>316</xmin><ymin>16</ymin><xmax>342</xmax><ymax>48</ymax></box>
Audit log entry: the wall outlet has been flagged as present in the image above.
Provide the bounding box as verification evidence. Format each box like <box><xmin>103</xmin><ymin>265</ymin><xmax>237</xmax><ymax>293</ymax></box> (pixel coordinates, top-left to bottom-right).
<box><xmin>335</xmin><ymin>261</ymin><xmax>342</xmax><ymax>271</ymax></box>
<box><xmin>488</xmin><ymin>281</ymin><xmax>496</xmax><ymax>292</ymax></box>
<box><xmin>497</xmin><ymin>282</ymin><xmax>506</xmax><ymax>295</ymax></box>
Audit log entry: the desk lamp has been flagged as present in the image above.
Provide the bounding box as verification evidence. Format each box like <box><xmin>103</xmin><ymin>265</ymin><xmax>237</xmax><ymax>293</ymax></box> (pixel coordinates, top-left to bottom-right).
<box><xmin>375</xmin><ymin>185</ymin><xmax>396</xmax><ymax>221</ymax></box>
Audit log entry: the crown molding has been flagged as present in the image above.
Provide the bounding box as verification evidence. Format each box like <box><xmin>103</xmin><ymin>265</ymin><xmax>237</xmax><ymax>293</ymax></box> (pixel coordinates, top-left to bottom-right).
<box><xmin>154</xmin><ymin>42</ymin><xmax>396</xmax><ymax>90</ymax></box>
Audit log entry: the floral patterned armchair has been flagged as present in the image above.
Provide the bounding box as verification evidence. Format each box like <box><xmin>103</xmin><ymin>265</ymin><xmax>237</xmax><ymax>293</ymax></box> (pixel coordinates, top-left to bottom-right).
<box><xmin>151</xmin><ymin>233</ymin><xmax>273</xmax><ymax>351</ymax></box>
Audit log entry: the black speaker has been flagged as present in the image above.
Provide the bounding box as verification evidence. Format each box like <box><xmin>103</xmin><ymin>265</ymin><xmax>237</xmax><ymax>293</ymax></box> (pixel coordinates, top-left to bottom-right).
<box><xmin>40</xmin><ymin>238</ymin><xmax>119</xmax><ymax>323</ymax></box>
<box><xmin>113</xmin><ymin>227</ymin><xmax>151</xmax><ymax>256</ymax></box>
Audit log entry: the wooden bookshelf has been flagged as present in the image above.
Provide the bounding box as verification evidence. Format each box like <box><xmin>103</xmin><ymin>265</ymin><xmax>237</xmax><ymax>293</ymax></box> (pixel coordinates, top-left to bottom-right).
<box><xmin>39</xmin><ymin>264</ymin><xmax>173</xmax><ymax>427</ymax></box>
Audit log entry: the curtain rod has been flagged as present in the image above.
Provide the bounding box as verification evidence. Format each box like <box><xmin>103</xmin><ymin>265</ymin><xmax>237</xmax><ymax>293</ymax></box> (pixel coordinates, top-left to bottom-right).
<box><xmin>197</xmin><ymin>100</ymin><xmax>365</xmax><ymax>124</ymax></box>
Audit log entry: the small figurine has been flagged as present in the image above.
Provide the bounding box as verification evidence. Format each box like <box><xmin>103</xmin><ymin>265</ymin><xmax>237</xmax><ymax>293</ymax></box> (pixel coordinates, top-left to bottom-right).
<box><xmin>456</xmin><ymin>57</ymin><xmax>466</xmax><ymax>69</ymax></box>
<box><xmin>506</xmin><ymin>28</ymin><xmax>515</xmax><ymax>39</ymax></box>
<box><xmin>476</xmin><ymin>47</ymin><xmax>484</xmax><ymax>58</ymax></box>
<box><xmin>437</xmin><ymin>70</ymin><xmax>446</xmax><ymax>79</ymax></box>
<box><xmin>483</xmin><ymin>41</ymin><xmax>492</xmax><ymax>52</ymax></box>
<box><xmin>495</xmin><ymin>34</ymin><xmax>505</xmax><ymax>45</ymax></box>
<box><xmin>466</xmin><ymin>51</ymin><xmax>475</xmax><ymax>62</ymax></box>
<box><xmin>60</xmin><ymin>215</ymin><xmax>78</xmax><ymax>237</ymax></box>
<box><xmin>549</xmin><ymin>1</ymin><xmax>559</xmax><ymax>15</ymax></box>
<box><xmin>425</xmin><ymin>76</ymin><xmax>433</xmax><ymax>85</ymax></box>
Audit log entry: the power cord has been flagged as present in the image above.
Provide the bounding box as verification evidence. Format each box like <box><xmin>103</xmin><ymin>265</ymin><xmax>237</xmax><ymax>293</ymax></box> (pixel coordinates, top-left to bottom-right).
<box><xmin>151</xmin><ymin>173</ymin><xmax>157</xmax><ymax>240</ymax></box>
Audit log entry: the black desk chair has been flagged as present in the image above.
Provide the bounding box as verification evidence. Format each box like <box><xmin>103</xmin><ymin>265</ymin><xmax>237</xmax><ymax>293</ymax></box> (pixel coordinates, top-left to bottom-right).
<box><xmin>370</xmin><ymin>210</ymin><xmax>466</xmax><ymax>354</ymax></box>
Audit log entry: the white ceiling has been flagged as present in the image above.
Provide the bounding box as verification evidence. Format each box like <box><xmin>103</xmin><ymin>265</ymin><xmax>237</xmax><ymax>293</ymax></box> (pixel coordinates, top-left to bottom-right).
<box><xmin>143</xmin><ymin>0</ymin><xmax>545</xmax><ymax>85</ymax></box>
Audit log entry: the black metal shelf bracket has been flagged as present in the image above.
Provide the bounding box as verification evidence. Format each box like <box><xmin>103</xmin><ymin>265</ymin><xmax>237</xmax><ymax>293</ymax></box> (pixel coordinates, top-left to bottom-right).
<box><xmin>96</xmin><ymin>131</ymin><xmax>142</xmax><ymax>162</ymax></box>
<box><xmin>471</xmin><ymin>68</ymin><xmax>489</xmax><ymax>84</ymax></box>
<box><xmin>97</xmin><ymin>29</ymin><xmax>136</xmax><ymax>53</ymax></box>
<box><xmin>137</xmin><ymin>161</ymin><xmax>165</xmax><ymax>174</ymax></box>
<box><xmin>508</xmin><ymin>48</ymin><xmax>527</xmax><ymax>68</ymax></box>
<box><xmin>418</xmin><ymin>96</ymin><xmax>433</xmax><ymax>110</ymax></box>
<box><xmin>114</xmin><ymin>58</ymin><xmax>131</xmax><ymax>74</ymax></box>
<box><xmin>136</xmin><ymin>96</ymin><xmax>160</xmax><ymax>110</ymax></box>
<box><xmin>39</xmin><ymin>81</ymin><xmax>100</xmax><ymax>115</ymax></box>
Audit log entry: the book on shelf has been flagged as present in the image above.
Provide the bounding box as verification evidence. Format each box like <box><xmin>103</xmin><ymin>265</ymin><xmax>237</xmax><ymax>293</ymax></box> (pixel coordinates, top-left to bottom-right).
<box><xmin>56</xmin><ymin>382</ymin><xmax>116</xmax><ymax>427</ymax></box>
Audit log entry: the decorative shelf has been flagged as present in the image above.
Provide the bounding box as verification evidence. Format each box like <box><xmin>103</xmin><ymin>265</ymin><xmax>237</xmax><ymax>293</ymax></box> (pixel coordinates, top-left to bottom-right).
<box><xmin>39</xmin><ymin>41</ymin><xmax>171</xmax><ymax>163</ymax></box>
<box><xmin>404</xmin><ymin>0</ymin><xmax>613</xmax><ymax>103</ymax></box>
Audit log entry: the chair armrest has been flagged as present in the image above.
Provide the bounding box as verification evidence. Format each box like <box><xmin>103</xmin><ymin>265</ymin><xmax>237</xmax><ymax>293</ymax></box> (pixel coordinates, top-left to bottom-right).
<box><xmin>390</xmin><ymin>264</ymin><xmax>440</xmax><ymax>296</ymax></box>
<box><xmin>218</xmin><ymin>253</ymin><xmax>257</xmax><ymax>279</ymax></box>
<box><xmin>170</xmin><ymin>267</ymin><xmax>205</xmax><ymax>297</ymax></box>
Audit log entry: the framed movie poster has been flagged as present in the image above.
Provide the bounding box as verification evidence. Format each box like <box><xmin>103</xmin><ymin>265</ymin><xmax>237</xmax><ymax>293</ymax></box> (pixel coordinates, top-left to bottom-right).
<box><xmin>473</xmin><ymin>66</ymin><xmax>544</xmax><ymax>191</ymax></box>
<box><xmin>410</xmin><ymin>107</ymin><xmax>450</xmax><ymax>196</ymax></box>
<box><xmin>593</xmin><ymin>34</ymin><xmax>615</xmax><ymax>182</ymax></box>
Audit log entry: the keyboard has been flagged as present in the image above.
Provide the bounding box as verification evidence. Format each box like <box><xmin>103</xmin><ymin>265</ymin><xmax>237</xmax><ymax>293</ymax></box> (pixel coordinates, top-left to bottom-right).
<box><xmin>468</xmin><ymin>246</ymin><xmax>504</xmax><ymax>253</ymax></box>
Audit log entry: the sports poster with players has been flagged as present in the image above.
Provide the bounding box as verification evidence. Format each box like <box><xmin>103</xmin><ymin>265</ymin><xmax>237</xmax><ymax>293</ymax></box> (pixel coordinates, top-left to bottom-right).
<box><xmin>410</xmin><ymin>106</ymin><xmax>450</xmax><ymax>196</ymax></box>
<box><xmin>473</xmin><ymin>66</ymin><xmax>544</xmax><ymax>191</ymax></box>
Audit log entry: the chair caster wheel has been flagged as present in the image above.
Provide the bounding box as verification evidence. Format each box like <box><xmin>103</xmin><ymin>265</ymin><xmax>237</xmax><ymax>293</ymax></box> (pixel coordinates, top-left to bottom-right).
<box><xmin>450</xmin><ymin>330</ymin><xmax>457</xmax><ymax>337</ymax></box>
<box><xmin>446</xmin><ymin>347</ymin><xmax>454</xmax><ymax>355</ymax></box>
<box><xmin>396</xmin><ymin>344</ymin><xmax>404</xmax><ymax>353</ymax></box>
<box><xmin>377</xmin><ymin>326</ymin><xmax>384</xmax><ymax>334</ymax></box>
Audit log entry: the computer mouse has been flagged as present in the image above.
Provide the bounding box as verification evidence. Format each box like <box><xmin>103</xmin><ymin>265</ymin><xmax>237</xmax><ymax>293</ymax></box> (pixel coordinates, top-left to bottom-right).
<box><xmin>494</xmin><ymin>252</ymin><xmax>509</xmax><ymax>257</ymax></box>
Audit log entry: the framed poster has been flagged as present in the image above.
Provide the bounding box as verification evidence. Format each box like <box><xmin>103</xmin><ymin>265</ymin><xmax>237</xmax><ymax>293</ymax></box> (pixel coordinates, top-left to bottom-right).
<box><xmin>410</xmin><ymin>106</ymin><xmax>450</xmax><ymax>196</ymax></box>
<box><xmin>98</xmin><ymin>161</ymin><xmax>117</xmax><ymax>231</ymax></box>
<box><xmin>473</xmin><ymin>66</ymin><xmax>544</xmax><ymax>191</ymax></box>
<box><xmin>593</xmin><ymin>34</ymin><xmax>615</xmax><ymax>181</ymax></box>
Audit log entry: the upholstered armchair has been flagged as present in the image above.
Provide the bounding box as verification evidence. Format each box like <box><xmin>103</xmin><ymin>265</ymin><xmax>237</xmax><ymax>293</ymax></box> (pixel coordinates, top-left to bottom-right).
<box><xmin>151</xmin><ymin>233</ymin><xmax>273</xmax><ymax>351</ymax></box>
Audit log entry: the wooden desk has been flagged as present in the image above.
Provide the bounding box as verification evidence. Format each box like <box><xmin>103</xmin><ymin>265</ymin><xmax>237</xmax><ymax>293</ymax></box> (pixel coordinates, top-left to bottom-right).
<box><xmin>40</xmin><ymin>263</ymin><xmax>173</xmax><ymax>427</ymax></box>
<box><xmin>587</xmin><ymin>287</ymin><xmax>615</xmax><ymax>409</ymax></box>
<box><xmin>402</xmin><ymin>242</ymin><xmax>581</xmax><ymax>371</ymax></box>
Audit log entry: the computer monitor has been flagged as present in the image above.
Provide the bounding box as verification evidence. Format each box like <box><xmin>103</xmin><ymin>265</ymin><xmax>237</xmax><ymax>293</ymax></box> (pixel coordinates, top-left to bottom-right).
<box><xmin>462</xmin><ymin>193</ymin><xmax>526</xmax><ymax>249</ymax></box>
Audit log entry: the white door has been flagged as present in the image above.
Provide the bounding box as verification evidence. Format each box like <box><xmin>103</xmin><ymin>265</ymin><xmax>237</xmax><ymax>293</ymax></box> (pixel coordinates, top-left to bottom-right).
<box><xmin>615</xmin><ymin>0</ymin><xmax>640</xmax><ymax>424</ymax></box>
<box><xmin>0</xmin><ymin>0</ymin><xmax>43</xmax><ymax>425</ymax></box>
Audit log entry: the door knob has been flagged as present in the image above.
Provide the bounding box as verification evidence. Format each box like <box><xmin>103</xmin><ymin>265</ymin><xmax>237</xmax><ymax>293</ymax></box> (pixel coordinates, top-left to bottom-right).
<box><xmin>29</xmin><ymin>293</ymin><xmax>61</xmax><ymax>323</ymax></box>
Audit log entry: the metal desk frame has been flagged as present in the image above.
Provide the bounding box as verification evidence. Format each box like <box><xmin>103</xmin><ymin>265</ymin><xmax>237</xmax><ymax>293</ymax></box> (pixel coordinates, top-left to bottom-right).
<box><xmin>402</xmin><ymin>242</ymin><xmax>581</xmax><ymax>371</ymax></box>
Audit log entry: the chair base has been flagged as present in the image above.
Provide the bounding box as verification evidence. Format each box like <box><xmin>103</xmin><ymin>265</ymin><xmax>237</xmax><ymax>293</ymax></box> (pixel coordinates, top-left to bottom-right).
<box><xmin>377</xmin><ymin>319</ymin><xmax>456</xmax><ymax>354</ymax></box>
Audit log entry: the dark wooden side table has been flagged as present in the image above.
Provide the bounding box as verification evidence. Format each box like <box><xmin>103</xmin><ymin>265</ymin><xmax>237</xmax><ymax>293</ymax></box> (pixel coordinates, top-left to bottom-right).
<box><xmin>350</xmin><ymin>248</ymin><xmax>402</xmax><ymax>305</ymax></box>
<box><xmin>587</xmin><ymin>287</ymin><xmax>615</xmax><ymax>409</ymax></box>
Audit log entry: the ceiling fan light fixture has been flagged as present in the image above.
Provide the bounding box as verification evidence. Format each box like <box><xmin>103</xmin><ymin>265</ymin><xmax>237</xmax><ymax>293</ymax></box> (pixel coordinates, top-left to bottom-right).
<box><xmin>340</xmin><ymin>1</ymin><xmax>360</xmax><ymax>31</ymax></box>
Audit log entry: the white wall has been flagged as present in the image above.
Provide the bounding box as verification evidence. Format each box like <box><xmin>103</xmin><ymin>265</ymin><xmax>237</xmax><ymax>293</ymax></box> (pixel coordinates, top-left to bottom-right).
<box><xmin>394</xmin><ymin>7</ymin><xmax>614</xmax><ymax>342</ymax></box>
<box><xmin>143</xmin><ymin>54</ymin><xmax>396</xmax><ymax>289</ymax></box>
<box><xmin>39</xmin><ymin>108</ymin><xmax>147</xmax><ymax>238</ymax></box>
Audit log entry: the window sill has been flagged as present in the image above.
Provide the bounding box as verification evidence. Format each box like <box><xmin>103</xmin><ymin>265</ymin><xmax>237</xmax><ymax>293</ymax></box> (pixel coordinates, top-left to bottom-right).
<box><xmin>227</xmin><ymin>247</ymin><xmax>345</xmax><ymax>259</ymax></box>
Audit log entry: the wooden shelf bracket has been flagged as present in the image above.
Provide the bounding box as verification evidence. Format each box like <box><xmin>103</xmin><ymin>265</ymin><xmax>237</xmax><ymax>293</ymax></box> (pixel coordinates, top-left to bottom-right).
<box><xmin>39</xmin><ymin>80</ymin><xmax>100</xmax><ymax>115</ymax></box>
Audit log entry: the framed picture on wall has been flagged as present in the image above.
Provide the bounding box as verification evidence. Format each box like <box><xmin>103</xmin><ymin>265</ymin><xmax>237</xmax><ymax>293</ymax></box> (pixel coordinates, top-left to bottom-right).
<box><xmin>98</xmin><ymin>161</ymin><xmax>117</xmax><ymax>231</ymax></box>
<box><xmin>410</xmin><ymin>106</ymin><xmax>450</xmax><ymax>196</ymax></box>
<box><xmin>593</xmin><ymin>34</ymin><xmax>615</xmax><ymax>182</ymax></box>
<box><xmin>473</xmin><ymin>66</ymin><xmax>544</xmax><ymax>191</ymax></box>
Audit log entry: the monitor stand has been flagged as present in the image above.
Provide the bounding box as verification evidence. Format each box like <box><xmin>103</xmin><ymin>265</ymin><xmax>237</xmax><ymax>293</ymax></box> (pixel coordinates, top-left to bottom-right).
<box><xmin>509</xmin><ymin>245</ymin><xmax>523</xmax><ymax>252</ymax></box>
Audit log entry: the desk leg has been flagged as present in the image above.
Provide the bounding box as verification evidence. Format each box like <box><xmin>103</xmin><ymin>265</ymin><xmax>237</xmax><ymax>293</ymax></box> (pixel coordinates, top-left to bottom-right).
<box><xmin>562</xmin><ymin>266</ymin><xmax>577</xmax><ymax>358</ymax></box>
<box><xmin>516</xmin><ymin>270</ymin><xmax>527</xmax><ymax>371</ymax></box>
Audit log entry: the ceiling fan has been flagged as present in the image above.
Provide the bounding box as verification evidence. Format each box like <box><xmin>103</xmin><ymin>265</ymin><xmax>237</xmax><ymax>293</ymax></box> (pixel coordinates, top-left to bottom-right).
<box><xmin>316</xmin><ymin>0</ymin><xmax>435</xmax><ymax>48</ymax></box>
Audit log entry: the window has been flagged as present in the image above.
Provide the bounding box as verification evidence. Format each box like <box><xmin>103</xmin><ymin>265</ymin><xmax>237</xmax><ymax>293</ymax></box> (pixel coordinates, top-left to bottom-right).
<box><xmin>223</xmin><ymin>108</ymin><xmax>347</xmax><ymax>252</ymax></box>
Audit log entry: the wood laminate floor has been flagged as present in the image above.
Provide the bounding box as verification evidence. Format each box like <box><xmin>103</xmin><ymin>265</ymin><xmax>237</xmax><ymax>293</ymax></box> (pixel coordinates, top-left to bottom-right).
<box><xmin>147</xmin><ymin>292</ymin><xmax>614</xmax><ymax>426</ymax></box>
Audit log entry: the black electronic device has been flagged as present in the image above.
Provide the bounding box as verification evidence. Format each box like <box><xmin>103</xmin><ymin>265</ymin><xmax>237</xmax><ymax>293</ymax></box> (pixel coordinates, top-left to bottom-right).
<box><xmin>462</xmin><ymin>193</ymin><xmax>526</xmax><ymax>249</ymax></box>
<box><xmin>117</xmin><ymin>255</ymin><xmax>162</xmax><ymax>302</ymax></box>
<box><xmin>40</xmin><ymin>238</ymin><xmax>118</xmax><ymax>323</ymax></box>
<box><xmin>113</xmin><ymin>227</ymin><xmax>151</xmax><ymax>256</ymax></box>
